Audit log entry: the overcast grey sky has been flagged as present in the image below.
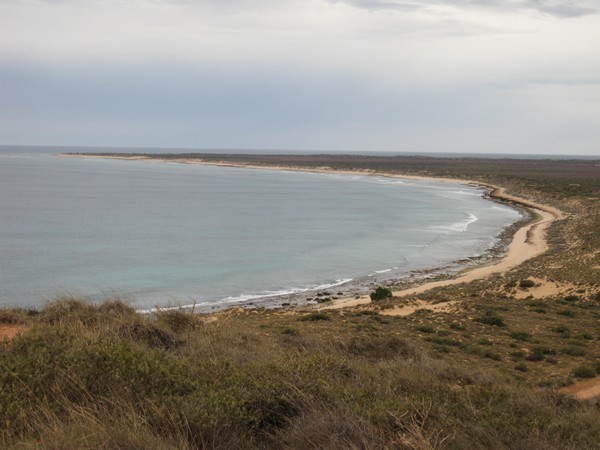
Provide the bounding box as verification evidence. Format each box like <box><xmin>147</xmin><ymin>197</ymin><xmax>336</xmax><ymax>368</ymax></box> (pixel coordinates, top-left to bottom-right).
<box><xmin>1</xmin><ymin>0</ymin><xmax>599</xmax><ymax>155</ymax></box>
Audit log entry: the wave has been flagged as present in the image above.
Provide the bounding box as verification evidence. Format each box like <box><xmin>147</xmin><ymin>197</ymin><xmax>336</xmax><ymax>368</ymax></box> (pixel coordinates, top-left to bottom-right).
<box><xmin>370</xmin><ymin>178</ymin><xmax>405</xmax><ymax>186</ymax></box>
<box><xmin>138</xmin><ymin>278</ymin><xmax>354</xmax><ymax>313</ymax></box>
<box><xmin>368</xmin><ymin>268</ymin><xmax>393</xmax><ymax>277</ymax></box>
<box><xmin>491</xmin><ymin>205</ymin><xmax>523</xmax><ymax>216</ymax></box>
<box><xmin>428</xmin><ymin>213</ymin><xmax>478</xmax><ymax>234</ymax></box>
<box><xmin>221</xmin><ymin>278</ymin><xmax>353</xmax><ymax>303</ymax></box>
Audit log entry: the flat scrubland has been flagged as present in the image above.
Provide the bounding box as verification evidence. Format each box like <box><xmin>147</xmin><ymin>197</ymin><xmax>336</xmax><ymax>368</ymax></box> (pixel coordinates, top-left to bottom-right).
<box><xmin>3</xmin><ymin>154</ymin><xmax>600</xmax><ymax>449</ymax></box>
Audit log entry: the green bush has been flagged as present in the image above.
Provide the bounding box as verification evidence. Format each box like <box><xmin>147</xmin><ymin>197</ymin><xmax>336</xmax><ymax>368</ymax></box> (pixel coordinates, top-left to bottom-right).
<box><xmin>532</xmin><ymin>346</ymin><xmax>556</xmax><ymax>355</ymax></box>
<box><xmin>155</xmin><ymin>309</ymin><xmax>199</xmax><ymax>333</ymax></box>
<box><xmin>519</xmin><ymin>279</ymin><xmax>536</xmax><ymax>289</ymax></box>
<box><xmin>571</xmin><ymin>365</ymin><xmax>597</xmax><ymax>378</ymax></box>
<box><xmin>0</xmin><ymin>309</ymin><xmax>27</xmax><ymax>325</ymax></box>
<box><xmin>369</xmin><ymin>287</ymin><xmax>392</xmax><ymax>302</ymax></box>
<box><xmin>525</xmin><ymin>352</ymin><xmax>545</xmax><ymax>362</ymax></box>
<box><xmin>562</xmin><ymin>346</ymin><xmax>586</xmax><ymax>356</ymax></box>
<box><xmin>515</xmin><ymin>363</ymin><xmax>528</xmax><ymax>372</ymax></box>
<box><xmin>475</xmin><ymin>312</ymin><xmax>505</xmax><ymax>327</ymax></box>
<box><xmin>551</xmin><ymin>324</ymin><xmax>570</xmax><ymax>335</ymax></box>
<box><xmin>300</xmin><ymin>312</ymin><xmax>330</xmax><ymax>321</ymax></box>
<box><xmin>557</xmin><ymin>309</ymin><xmax>576</xmax><ymax>318</ymax></box>
<box><xmin>425</xmin><ymin>336</ymin><xmax>461</xmax><ymax>347</ymax></box>
<box><xmin>449</xmin><ymin>322</ymin><xmax>466</xmax><ymax>331</ymax></box>
<box><xmin>510</xmin><ymin>331</ymin><xmax>531</xmax><ymax>341</ymax></box>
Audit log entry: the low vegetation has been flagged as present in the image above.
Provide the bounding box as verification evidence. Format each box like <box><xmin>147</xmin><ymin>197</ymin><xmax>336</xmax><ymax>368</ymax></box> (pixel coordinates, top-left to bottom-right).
<box><xmin>370</xmin><ymin>286</ymin><xmax>392</xmax><ymax>302</ymax></box>
<box><xmin>2</xmin><ymin>292</ymin><xmax>600</xmax><ymax>449</ymax></box>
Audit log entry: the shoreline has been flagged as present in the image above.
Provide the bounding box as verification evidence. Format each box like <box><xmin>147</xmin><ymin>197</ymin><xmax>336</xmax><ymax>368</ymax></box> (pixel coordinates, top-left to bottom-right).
<box><xmin>62</xmin><ymin>153</ymin><xmax>564</xmax><ymax>312</ymax></box>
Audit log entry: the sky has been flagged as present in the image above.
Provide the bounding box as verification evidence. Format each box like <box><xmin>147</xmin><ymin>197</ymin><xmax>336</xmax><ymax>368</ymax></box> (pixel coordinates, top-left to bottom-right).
<box><xmin>1</xmin><ymin>0</ymin><xmax>599</xmax><ymax>155</ymax></box>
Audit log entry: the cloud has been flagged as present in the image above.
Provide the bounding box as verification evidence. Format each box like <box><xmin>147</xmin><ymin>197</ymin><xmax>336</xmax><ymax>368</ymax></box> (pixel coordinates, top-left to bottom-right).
<box><xmin>329</xmin><ymin>0</ymin><xmax>599</xmax><ymax>18</ymax></box>
<box><xmin>1</xmin><ymin>0</ymin><xmax>599</xmax><ymax>154</ymax></box>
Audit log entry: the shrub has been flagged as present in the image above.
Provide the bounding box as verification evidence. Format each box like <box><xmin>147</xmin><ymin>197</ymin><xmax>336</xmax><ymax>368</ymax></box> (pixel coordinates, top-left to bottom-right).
<box><xmin>571</xmin><ymin>365</ymin><xmax>597</xmax><ymax>378</ymax></box>
<box><xmin>425</xmin><ymin>336</ymin><xmax>461</xmax><ymax>347</ymax></box>
<box><xmin>510</xmin><ymin>331</ymin><xmax>531</xmax><ymax>342</ymax></box>
<box><xmin>527</xmin><ymin>300</ymin><xmax>545</xmax><ymax>307</ymax></box>
<box><xmin>97</xmin><ymin>300</ymin><xmax>136</xmax><ymax>317</ymax></box>
<box><xmin>519</xmin><ymin>279</ymin><xmax>536</xmax><ymax>289</ymax></box>
<box><xmin>526</xmin><ymin>352</ymin><xmax>545</xmax><ymax>362</ymax></box>
<box><xmin>281</xmin><ymin>327</ymin><xmax>299</xmax><ymax>336</ymax></box>
<box><xmin>484</xmin><ymin>351</ymin><xmax>501</xmax><ymax>361</ymax></box>
<box><xmin>369</xmin><ymin>287</ymin><xmax>392</xmax><ymax>302</ymax></box>
<box><xmin>510</xmin><ymin>350</ymin><xmax>525</xmax><ymax>360</ymax></box>
<box><xmin>557</xmin><ymin>309</ymin><xmax>576</xmax><ymax>318</ymax></box>
<box><xmin>356</xmin><ymin>310</ymin><xmax>378</xmax><ymax>316</ymax></box>
<box><xmin>532</xmin><ymin>346</ymin><xmax>556</xmax><ymax>355</ymax></box>
<box><xmin>38</xmin><ymin>298</ymin><xmax>97</xmax><ymax>325</ymax></box>
<box><xmin>449</xmin><ymin>322</ymin><xmax>466</xmax><ymax>331</ymax></box>
<box><xmin>551</xmin><ymin>324</ymin><xmax>570</xmax><ymax>335</ymax></box>
<box><xmin>562</xmin><ymin>346</ymin><xmax>586</xmax><ymax>356</ymax></box>
<box><xmin>300</xmin><ymin>312</ymin><xmax>330</xmax><ymax>321</ymax></box>
<box><xmin>0</xmin><ymin>309</ymin><xmax>27</xmax><ymax>325</ymax></box>
<box><xmin>515</xmin><ymin>363</ymin><xmax>528</xmax><ymax>372</ymax></box>
<box><xmin>117</xmin><ymin>322</ymin><xmax>180</xmax><ymax>350</ymax></box>
<box><xmin>155</xmin><ymin>309</ymin><xmax>198</xmax><ymax>333</ymax></box>
<box><xmin>344</xmin><ymin>336</ymin><xmax>417</xmax><ymax>359</ymax></box>
<box><xmin>564</xmin><ymin>295</ymin><xmax>579</xmax><ymax>302</ymax></box>
<box><xmin>416</xmin><ymin>325</ymin><xmax>434</xmax><ymax>333</ymax></box>
<box><xmin>475</xmin><ymin>312</ymin><xmax>505</xmax><ymax>327</ymax></box>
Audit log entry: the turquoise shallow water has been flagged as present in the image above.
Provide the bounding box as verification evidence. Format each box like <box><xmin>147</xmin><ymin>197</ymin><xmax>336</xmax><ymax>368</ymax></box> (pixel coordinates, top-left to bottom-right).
<box><xmin>0</xmin><ymin>149</ymin><xmax>522</xmax><ymax>310</ymax></box>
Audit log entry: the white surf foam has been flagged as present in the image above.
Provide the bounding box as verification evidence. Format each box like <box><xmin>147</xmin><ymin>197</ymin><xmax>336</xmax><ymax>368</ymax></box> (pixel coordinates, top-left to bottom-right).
<box><xmin>428</xmin><ymin>213</ymin><xmax>478</xmax><ymax>234</ymax></box>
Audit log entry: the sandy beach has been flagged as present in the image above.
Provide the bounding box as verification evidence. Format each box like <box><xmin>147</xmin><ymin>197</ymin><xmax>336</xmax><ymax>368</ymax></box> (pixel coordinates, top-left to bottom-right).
<box><xmin>64</xmin><ymin>153</ymin><xmax>565</xmax><ymax>311</ymax></box>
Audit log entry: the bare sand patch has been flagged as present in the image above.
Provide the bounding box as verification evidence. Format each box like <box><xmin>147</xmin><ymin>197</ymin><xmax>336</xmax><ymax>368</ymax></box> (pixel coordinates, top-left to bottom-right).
<box><xmin>320</xmin><ymin>295</ymin><xmax>371</xmax><ymax>310</ymax></box>
<box><xmin>513</xmin><ymin>277</ymin><xmax>577</xmax><ymax>299</ymax></box>
<box><xmin>559</xmin><ymin>376</ymin><xmax>600</xmax><ymax>403</ymax></box>
<box><xmin>0</xmin><ymin>324</ymin><xmax>26</xmax><ymax>340</ymax></box>
<box><xmin>380</xmin><ymin>299</ymin><xmax>459</xmax><ymax>317</ymax></box>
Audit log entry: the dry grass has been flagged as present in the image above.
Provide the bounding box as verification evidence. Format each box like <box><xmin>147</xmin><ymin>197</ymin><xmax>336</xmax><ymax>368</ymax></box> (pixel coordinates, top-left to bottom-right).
<box><xmin>2</xmin><ymin>297</ymin><xmax>600</xmax><ymax>449</ymax></box>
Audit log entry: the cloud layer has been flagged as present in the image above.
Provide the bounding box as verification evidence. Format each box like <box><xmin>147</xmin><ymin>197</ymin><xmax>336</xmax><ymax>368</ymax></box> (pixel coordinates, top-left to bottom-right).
<box><xmin>1</xmin><ymin>0</ymin><xmax>599</xmax><ymax>154</ymax></box>
<box><xmin>333</xmin><ymin>0</ymin><xmax>599</xmax><ymax>17</ymax></box>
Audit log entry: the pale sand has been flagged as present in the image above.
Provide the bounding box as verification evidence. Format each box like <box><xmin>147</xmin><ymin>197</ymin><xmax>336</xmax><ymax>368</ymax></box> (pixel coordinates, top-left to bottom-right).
<box><xmin>559</xmin><ymin>376</ymin><xmax>600</xmax><ymax>403</ymax></box>
<box><xmin>379</xmin><ymin>299</ymin><xmax>459</xmax><ymax>317</ymax></box>
<box><xmin>0</xmin><ymin>324</ymin><xmax>26</xmax><ymax>340</ymax></box>
<box><xmin>64</xmin><ymin>154</ymin><xmax>565</xmax><ymax>313</ymax></box>
<box><xmin>511</xmin><ymin>276</ymin><xmax>577</xmax><ymax>300</ymax></box>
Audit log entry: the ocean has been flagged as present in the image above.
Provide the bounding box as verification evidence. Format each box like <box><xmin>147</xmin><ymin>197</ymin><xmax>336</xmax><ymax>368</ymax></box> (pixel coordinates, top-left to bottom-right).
<box><xmin>0</xmin><ymin>147</ymin><xmax>523</xmax><ymax>311</ymax></box>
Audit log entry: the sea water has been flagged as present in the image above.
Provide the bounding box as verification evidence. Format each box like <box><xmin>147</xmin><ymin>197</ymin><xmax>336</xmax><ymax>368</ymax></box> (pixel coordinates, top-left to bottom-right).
<box><xmin>0</xmin><ymin>147</ymin><xmax>522</xmax><ymax>310</ymax></box>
